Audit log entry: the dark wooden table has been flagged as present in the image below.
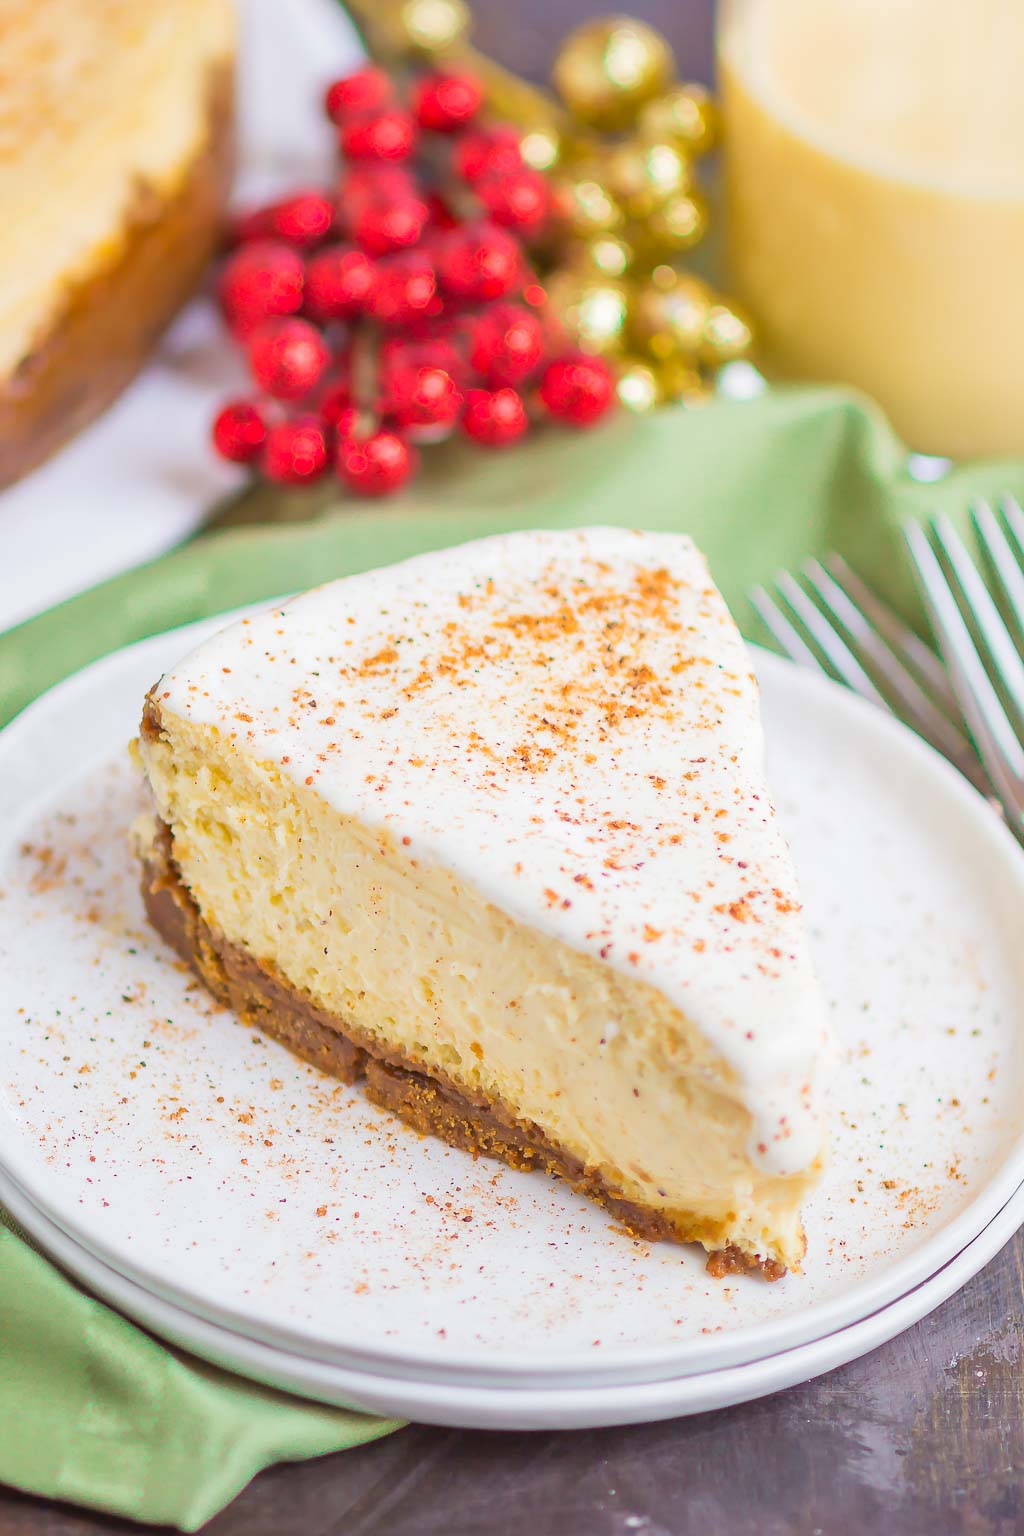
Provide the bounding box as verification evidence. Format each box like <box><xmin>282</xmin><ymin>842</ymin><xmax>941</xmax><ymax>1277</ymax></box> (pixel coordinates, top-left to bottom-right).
<box><xmin>7</xmin><ymin>3</ymin><xmax>1023</xmax><ymax>1531</ymax></box>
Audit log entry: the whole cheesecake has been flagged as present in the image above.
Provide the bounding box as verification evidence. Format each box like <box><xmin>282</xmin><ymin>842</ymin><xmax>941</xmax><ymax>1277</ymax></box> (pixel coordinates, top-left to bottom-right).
<box><xmin>136</xmin><ymin>529</ymin><xmax>833</xmax><ymax>1278</ymax></box>
<box><xmin>0</xmin><ymin>0</ymin><xmax>235</xmax><ymax>487</ymax></box>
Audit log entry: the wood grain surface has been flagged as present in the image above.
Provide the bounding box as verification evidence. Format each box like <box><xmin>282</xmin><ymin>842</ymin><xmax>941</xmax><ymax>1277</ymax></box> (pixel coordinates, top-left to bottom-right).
<box><xmin>6</xmin><ymin>3</ymin><xmax>1022</xmax><ymax>1533</ymax></box>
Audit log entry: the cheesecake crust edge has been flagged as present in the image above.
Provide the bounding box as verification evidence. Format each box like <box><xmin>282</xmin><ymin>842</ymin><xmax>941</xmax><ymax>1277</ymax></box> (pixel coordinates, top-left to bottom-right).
<box><xmin>139</xmin><ymin>814</ymin><xmax>790</xmax><ymax>1283</ymax></box>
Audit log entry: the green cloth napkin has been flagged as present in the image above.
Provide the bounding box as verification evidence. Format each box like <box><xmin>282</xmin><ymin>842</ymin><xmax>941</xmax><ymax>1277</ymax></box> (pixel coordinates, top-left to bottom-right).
<box><xmin>2</xmin><ymin>383</ymin><xmax>1024</xmax><ymax>1530</ymax></box>
<box><xmin>0</xmin><ymin>1217</ymin><xmax>400</xmax><ymax>1530</ymax></box>
<box><xmin>7</xmin><ymin>384</ymin><xmax>1024</xmax><ymax>725</ymax></box>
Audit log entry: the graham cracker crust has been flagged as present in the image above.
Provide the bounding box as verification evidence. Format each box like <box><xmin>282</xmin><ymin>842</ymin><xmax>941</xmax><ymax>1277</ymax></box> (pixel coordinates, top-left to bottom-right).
<box><xmin>140</xmin><ymin>820</ymin><xmax>786</xmax><ymax>1282</ymax></box>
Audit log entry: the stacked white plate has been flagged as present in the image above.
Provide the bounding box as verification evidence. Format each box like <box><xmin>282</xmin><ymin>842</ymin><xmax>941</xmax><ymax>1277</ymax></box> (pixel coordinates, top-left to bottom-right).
<box><xmin>2</xmin><ymin>615</ymin><xmax>1023</xmax><ymax>1429</ymax></box>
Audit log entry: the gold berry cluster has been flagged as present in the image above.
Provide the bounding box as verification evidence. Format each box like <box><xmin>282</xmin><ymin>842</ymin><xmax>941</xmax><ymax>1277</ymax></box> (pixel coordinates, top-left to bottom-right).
<box><xmin>351</xmin><ymin>1</ymin><xmax>755</xmax><ymax>412</ymax></box>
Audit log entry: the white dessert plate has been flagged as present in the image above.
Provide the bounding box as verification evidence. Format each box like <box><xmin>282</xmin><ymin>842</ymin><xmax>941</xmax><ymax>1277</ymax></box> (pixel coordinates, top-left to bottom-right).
<box><xmin>1</xmin><ymin>1155</ymin><xmax>1021</xmax><ymax>1430</ymax></box>
<box><xmin>1</xmin><ymin>613</ymin><xmax>1023</xmax><ymax>1389</ymax></box>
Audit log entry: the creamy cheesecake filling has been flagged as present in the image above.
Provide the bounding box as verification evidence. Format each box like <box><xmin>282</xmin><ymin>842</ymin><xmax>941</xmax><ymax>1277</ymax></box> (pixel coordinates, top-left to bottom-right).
<box><xmin>136</xmin><ymin>529</ymin><xmax>834</xmax><ymax>1273</ymax></box>
<box><xmin>140</xmin><ymin>708</ymin><xmax>818</xmax><ymax>1269</ymax></box>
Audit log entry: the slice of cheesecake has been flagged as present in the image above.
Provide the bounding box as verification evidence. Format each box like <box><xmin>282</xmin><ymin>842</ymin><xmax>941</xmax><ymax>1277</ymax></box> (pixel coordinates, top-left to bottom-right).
<box><xmin>136</xmin><ymin>528</ymin><xmax>832</xmax><ymax>1277</ymax></box>
<box><xmin>0</xmin><ymin>0</ymin><xmax>235</xmax><ymax>486</ymax></box>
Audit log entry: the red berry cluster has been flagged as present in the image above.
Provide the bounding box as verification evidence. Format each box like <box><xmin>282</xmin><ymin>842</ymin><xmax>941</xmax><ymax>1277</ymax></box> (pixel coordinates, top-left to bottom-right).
<box><xmin>211</xmin><ymin>65</ymin><xmax>616</xmax><ymax>495</ymax></box>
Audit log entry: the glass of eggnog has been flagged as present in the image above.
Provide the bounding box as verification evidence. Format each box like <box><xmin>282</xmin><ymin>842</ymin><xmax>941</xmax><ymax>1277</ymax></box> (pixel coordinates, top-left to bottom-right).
<box><xmin>719</xmin><ymin>0</ymin><xmax>1024</xmax><ymax>458</ymax></box>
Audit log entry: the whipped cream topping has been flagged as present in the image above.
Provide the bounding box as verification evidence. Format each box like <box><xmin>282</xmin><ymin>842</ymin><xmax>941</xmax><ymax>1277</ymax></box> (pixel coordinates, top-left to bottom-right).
<box><xmin>154</xmin><ymin>528</ymin><xmax>832</xmax><ymax>1175</ymax></box>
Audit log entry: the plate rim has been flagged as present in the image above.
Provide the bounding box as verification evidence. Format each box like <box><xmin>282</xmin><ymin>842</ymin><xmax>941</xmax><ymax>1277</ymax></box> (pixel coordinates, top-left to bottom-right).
<box><xmin>2</xmin><ymin>608</ymin><xmax>1024</xmax><ymax>1387</ymax></box>
<box><xmin>0</xmin><ymin>1155</ymin><xmax>1020</xmax><ymax>1429</ymax></box>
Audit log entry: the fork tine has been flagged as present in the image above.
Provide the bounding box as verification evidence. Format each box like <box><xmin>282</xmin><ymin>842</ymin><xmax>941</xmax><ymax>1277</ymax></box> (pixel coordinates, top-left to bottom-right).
<box><xmin>904</xmin><ymin>521</ymin><xmax>1024</xmax><ymax>826</ymax></box>
<box><xmin>803</xmin><ymin>557</ymin><xmax>979</xmax><ymax>776</ymax></box>
<box><xmin>934</xmin><ymin>513</ymin><xmax>1024</xmax><ymax>723</ymax></box>
<box><xmin>822</xmin><ymin>552</ymin><xmax>956</xmax><ymax>710</ymax></box>
<box><xmin>1002</xmin><ymin>494</ymin><xmax>1024</xmax><ymax>559</ymax></box>
<box><xmin>973</xmin><ymin>498</ymin><xmax>1024</xmax><ymax>648</ymax></box>
<box><xmin>772</xmin><ymin>571</ymin><xmax>887</xmax><ymax>707</ymax></box>
<box><xmin>749</xmin><ymin>586</ymin><xmax>825</xmax><ymax>672</ymax></box>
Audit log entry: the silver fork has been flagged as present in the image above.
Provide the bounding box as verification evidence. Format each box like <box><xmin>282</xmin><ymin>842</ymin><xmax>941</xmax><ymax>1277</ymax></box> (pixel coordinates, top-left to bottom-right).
<box><xmin>749</xmin><ymin>545</ymin><xmax>989</xmax><ymax>799</ymax></box>
<box><xmin>904</xmin><ymin>498</ymin><xmax>1024</xmax><ymax>840</ymax></box>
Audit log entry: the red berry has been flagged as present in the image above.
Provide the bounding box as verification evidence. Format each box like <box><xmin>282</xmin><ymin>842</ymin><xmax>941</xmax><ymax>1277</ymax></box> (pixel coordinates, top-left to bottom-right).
<box><xmin>317</xmin><ymin>376</ymin><xmax>353</xmax><ymax>429</ymax></box>
<box><xmin>340</xmin><ymin>109</ymin><xmax>417</xmax><ymax>162</ymax></box>
<box><xmin>454</xmin><ymin>126</ymin><xmax>523</xmax><ymax>184</ymax></box>
<box><xmin>460</xmin><ymin>387</ymin><xmax>529</xmax><ymax>447</ymax></box>
<box><xmin>476</xmin><ymin>167</ymin><xmax>550</xmax><ymax>236</ymax></box>
<box><xmin>262</xmin><ymin>418</ymin><xmax>330</xmax><ymax>485</ymax></box>
<box><xmin>423</xmin><ymin>191</ymin><xmax>458</xmax><ymax>231</ymax></box>
<box><xmin>381</xmin><ymin>359</ymin><xmax>462</xmax><ymax>431</ymax></box>
<box><xmin>229</xmin><ymin>205</ymin><xmax>276</xmax><ymax>245</ymax></box>
<box><xmin>437</xmin><ymin>221</ymin><xmax>520</xmax><ymax>303</ymax></box>
<box><xmin>468</xmin><ymin>303</ymin><xmax>545</xmax><ymax>386</ymax></box>
<box><xmin>381</xmin><ymin>332</ymin><xmax>468</xmax><ymax>388</ymax></box>
<box><xmin>350</xmin><ymin>194</ymin><xmax>429</xmax><ymax>256</ymax></box>
<box><xmin>218</xmin><ymin>241</ymin><xmax>304</xmax><ymax>336</ymax></box>
<box><xmin>337</xmin><ymin>430</ymin><xmax>417</xmax><ymax>496</ymax></box>
<box><xmin>365</xmin><ymin>251</ymin><xmax>440</xmax><ymax>326</ymax></box>
<box><xmin>327</xmin><ymin>404</ymin><xmax>361</xmax><ymax>441</ymax></box>
<box><xmin>211</xmin><ymin>399</ymin><xmax>268</xmax><ymax>463</ymax></box>
<box><xmin>339</xmin><ymin>164</ymin><xmax>417</xmax><ymax>207</ymax></box>
<box><xmin>248</xmin><ymin>318</ymin><xmax>330</xmax><ymax>400</ymax></box>
<box><xmin>539</xmin><ymin>353</ymin><xmax>617</xmax><ymax>427</ymax></box>
<box><xmin>231</xmin><ymin>191</ymin><xmax>333</xmax><ymax>249</ymax></box>
<box><xmin>325</xmin><ymin>66</ymin><xmax>392</xmax><ymax>123</ymax></box>
<box><xmin>269</xmin><ymin>189</ymin><xmax>334</xmax><ymax>246</ymax></box>
<box><xmin>304</xmin><ymin>245</ymin><xmax>376</xmax><ymax>320</ymax></box>
<box><xmin>412</xmin><ymin>72</ymin><xmax>484</xmax><ymax>132</ymax></box>
<box><xmin>338</xmin><ymin>166</ymin><xmax>424</xmax><ymax>252</ymax></box>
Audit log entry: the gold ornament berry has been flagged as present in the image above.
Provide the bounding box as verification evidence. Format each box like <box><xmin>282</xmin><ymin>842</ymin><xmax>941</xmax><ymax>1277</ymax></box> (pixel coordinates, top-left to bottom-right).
<box><xmin>519</xmin><ymin>125</ymin><xmax>562</xmax><ymax>172</ymax></box>
<box><xmin>604</xmin><ymin>139</ymin><xmax>690</xmax><ymax>220</ymax></box>
<box><xmin>552</xmin><ymin>18</ymin><xmax>674</xmax><ymax>132</ymax></box>
<box><xmin>550</xmin><ymin>168</ymin><xmax>623</xmax><ymax>238</ymax></box>
<box><xmin>636</xmin><ymin>189</ymin><xmax>708</xmax><ymax>258</ymax></box>
<box><xmin>616</xmin><ymin>355</ymin><xmax>660</xmax><ymax>412</ymax></box>
<box><xmin>399</xmin><ymin>0</ymin><xmax>470</xmax><ymax>53</ymax></box>
<box><xmin>683</xmin><ymin>379</ymin><xmax>714</xmax><ymax>407</ymax></box>
<box><xmin>577</xmin><ymin>233</ymin><xmax>635</xmax><ymax>279</ymax></box>
<box><xmin>638</xmin><ymin>83</ymin><xmax>717</xmax><ymax>157</ymax></box>
<box><xmin>545</xmin><ymin>267</ymin><xmax>631</xmax><ymax>355</ymax></box>
<box><xmin>630</xmin><ymin>270</ymin><xmax>711</xmax><ymax>360</ymax></box>
<box><xmin>334</xmin><ymin>4</ymin><xmax>747</xmax><ymax>426</ymax></box>
<box><xmin>700</xmin><ymin>300</ymin><xmax>754</xmax><ymax>365</ymax></box>
<box><xmin>656</xmin><ymin>355</ymin><xmax>708</xmax><ymax>403</ymax></box>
